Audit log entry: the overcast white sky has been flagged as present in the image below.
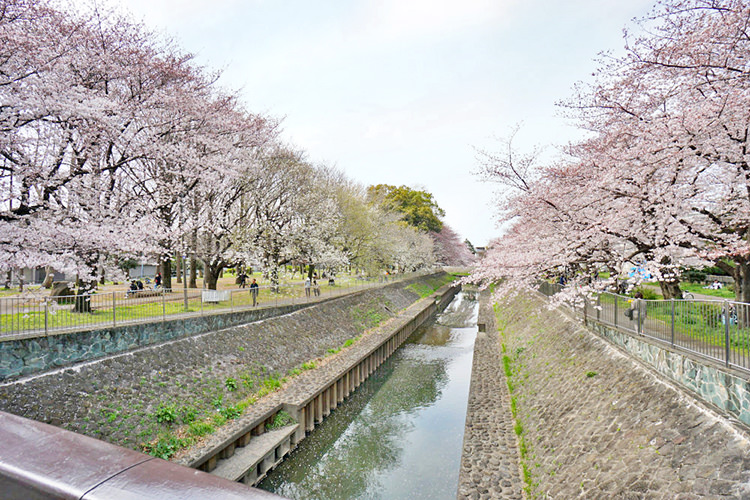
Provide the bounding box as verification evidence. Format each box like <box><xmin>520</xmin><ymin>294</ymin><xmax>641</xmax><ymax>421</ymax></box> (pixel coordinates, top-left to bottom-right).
<box><xmin>115</xmin><ymin>0</ymin><xmax>656</xmax><ymax>246</ymax></box>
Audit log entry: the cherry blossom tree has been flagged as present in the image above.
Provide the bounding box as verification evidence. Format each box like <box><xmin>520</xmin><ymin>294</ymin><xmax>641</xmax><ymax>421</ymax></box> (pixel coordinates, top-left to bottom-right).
<box><xmin>474</xmin><ymin>0</ymin><xmax>750</xmax><ymax>307</ymax></box>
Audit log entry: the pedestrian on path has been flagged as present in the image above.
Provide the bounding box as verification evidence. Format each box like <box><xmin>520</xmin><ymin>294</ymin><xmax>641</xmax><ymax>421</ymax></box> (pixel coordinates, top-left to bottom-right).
<box><xmin>250</xmin><ymin>278</ymin><xmax>259</xmax><ymax>306</ymax></box>
<box><xmin>304</xmin><ymin>277</ymin><xmax>311</xmax><ymax>298</ymax></box>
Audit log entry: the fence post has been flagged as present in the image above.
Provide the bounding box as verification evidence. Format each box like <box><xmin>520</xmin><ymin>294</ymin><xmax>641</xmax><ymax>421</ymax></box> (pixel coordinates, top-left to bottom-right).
<box><xmin>44</xmin><ymin>299</ymin><xmax>48</xmax><ymax>336</ymax></box>
<box><xmin>670</xmin><ymin>299</ymin><xmax>675</xmax><ymax>347</ymax></box>
<box><xmin>597</xmin><ymin>295</ymin><xmax>600</xmax><ymax>322</ymax></box>
<box><xmin>724</xmin><ymin>300</ymin><xmax>730</xmax><ymax>367</ymax></box>
<box><xmin>112</xmin><ymin>292</ymin><xmax>116</xmax><ymax>327</ymax></box>
<box><xmin>230</xmin><ymin>290</ymin><xmax>234</xmax><ymax>312</ymax></box>
<box><xmin>162</xmin><ymin>288</ymin><xmax>166</xmax><ymax>321</ymax></box>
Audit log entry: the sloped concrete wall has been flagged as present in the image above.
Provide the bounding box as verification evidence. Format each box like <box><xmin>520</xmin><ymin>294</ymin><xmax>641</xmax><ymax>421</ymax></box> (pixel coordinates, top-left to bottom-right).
<box><xmin>0</xmin><ymin>273</ymin><xmax>452</xmax><ymax>453</ymax></box>
<box><xmin>489</xmin><ymin>292</ymin><xmax>750</xmax><ymax>498</ymax></box>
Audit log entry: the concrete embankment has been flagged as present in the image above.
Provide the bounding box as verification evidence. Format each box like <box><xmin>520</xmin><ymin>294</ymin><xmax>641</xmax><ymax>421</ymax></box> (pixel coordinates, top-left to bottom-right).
<box><xmin>458</xmin><ymin>291</ymin><xmax>523</xmax><ymax>499</ymax></box>
<box><xmin>0</xmin><ymin>273</ymin><xmax>454</xmax><ymax>457</ymax></box>
<box><xmin>460</xmin><ymin>290</ymin><xmax>750</xmax><ymax>499</ymax></box>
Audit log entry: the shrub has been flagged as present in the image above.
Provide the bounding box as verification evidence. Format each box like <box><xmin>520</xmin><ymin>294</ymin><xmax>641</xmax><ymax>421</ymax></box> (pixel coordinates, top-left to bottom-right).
<box><xmin>155</xmin><ymin>404</ymin><xmax>177</xmax><ymax>424</ymax></box>
<box><xmin>225</xmin><ymin>378</ymin><xmax>237</xmax><ymax>391</ymax></box>
<box><xmin>266</xmin><ymin>410</ymin><xmax>296</xmax><ymax>430</ymax></box>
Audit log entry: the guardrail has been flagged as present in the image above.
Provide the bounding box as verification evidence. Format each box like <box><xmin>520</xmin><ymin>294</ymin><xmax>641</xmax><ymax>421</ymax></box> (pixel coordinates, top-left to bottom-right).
<box><xmin>0</xmin><ymin>272</ymin><xmax>428</xmax><ymax>340</ymax></box>
<box><xmin>539</xmin><ymin>283</ymin><xmax>750</xmax><ymax>374</ymax></box>
<box><xmin>0</xmin><ymin>410</ymin><xmax>285</xmax><ymax>500</ymax></box>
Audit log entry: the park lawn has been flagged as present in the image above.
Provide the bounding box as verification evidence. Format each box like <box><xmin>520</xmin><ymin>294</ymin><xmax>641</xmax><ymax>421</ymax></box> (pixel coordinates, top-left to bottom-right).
<box><xmin>680</xmin><ymin>282</ymin><xmax>736</xmax><ymax>299</ymax></box>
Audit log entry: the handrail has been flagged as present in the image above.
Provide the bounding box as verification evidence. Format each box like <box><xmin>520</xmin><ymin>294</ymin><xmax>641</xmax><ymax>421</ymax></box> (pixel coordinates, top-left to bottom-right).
<box><xmin>0</xmin><ymin>410</ymin><xmax>286</xmax><ymax>499</ymax></box>
<box><xmin>540</xmin><ymin>283</ymin><xmax>750</xmax><ymax>374</ymax></box>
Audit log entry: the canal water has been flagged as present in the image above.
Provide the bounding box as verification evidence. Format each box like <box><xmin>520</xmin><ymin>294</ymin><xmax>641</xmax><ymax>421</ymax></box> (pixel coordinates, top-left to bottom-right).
<box><xmin>258</xmin><ymin>292</ymin><xmax>478</xmax><ymax>500</ymax></box>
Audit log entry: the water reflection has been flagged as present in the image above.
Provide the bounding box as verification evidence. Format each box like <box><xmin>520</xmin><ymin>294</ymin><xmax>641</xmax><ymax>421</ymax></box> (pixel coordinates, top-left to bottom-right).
<box><xmin>259</xmin><ymin>292</ymin><xmax>477</xmax><ymax>500</ymax></box>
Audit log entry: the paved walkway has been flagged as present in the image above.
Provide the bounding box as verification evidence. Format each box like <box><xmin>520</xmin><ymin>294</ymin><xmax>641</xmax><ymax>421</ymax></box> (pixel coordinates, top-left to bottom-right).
<box><xmin>457</xmin><ymin>292</ymin><xmax>523</xmax><ymax>499</ymax></box>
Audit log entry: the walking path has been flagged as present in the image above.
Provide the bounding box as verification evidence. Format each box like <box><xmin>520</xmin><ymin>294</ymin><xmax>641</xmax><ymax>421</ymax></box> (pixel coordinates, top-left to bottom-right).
<box><xmin>457</xmin><ymin>291</ymin><xmax>523</xmax><ymax>499</ymax></box>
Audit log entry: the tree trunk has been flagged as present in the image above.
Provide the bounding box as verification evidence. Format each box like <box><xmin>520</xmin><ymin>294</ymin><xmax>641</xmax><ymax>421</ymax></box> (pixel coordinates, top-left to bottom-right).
<box><xmin>204</xmin><ymin>262</ymin><xmax>223</xmax><ymax>290</ymax></box>
<box><xmin>733</xmin><ymin>259</ymin><xmax>750</xmax><ymax>328</ymax></box>
<box><xmin>73</xmin><ymin>280</ymin><xmax>95</xmax><ymax>313</ymax></box>
<box><xmin>658</xmin><ymin>280</ymin><xmax>683</xmax><ymax>300</ymax></box>
<box><xmin>160</xmin><ymin>258</ymin><xmax>172</xmax><ymax>290</ymax></box>
<box><xmin>175</xmin><ymin>254</ymin><xmax>182</xmax><ymax>284</ymax></box>
<box><xmin>189</xmin><ymin>256</ymin><xmax>197</xmax><ymax>288</ymax></box>
<box><xmin>42</xmin><ymin>266</ymin><xmax>55</xmax><ymax>289</ymax></box>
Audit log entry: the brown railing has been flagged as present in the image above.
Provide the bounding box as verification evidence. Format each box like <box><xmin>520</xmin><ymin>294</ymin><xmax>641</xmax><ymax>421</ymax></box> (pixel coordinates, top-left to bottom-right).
<box><xmin>0</xmin><ymin>410</ymin><xmax>285</xmax><ymax>499</ymax></box>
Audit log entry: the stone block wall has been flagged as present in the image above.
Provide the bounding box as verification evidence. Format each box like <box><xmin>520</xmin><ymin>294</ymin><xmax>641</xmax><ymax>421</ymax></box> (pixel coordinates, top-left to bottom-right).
<box><xmin>0</xmin><ymin>304</ymin><xmax>305</xmax><ymax>381</ymax></box>
<box><xmin>0</xmin><ymin>273</ymin><xmax>452</xmax><ymax>453</ymax></box>
<box><xmin>589</xmin><ymin>321</ymin><xmax>750</xmax><ymax>427</ymax></box>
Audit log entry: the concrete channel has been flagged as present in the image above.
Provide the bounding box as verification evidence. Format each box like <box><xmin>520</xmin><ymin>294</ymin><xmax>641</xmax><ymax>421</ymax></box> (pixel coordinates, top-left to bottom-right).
<box><xmin>183</xmin><ymin>283</ymin><xmax>460</xmax><ymax>488</ymax></box>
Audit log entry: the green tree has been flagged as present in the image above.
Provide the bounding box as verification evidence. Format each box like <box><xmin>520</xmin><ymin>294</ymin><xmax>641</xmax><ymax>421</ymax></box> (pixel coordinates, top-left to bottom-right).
<box><xmin>464</xmin><ymin>239</ymin><xmax>476</xmax><ymax>255</ymax></box>
<box><xmin>367</xmin><ymin>184</ymin><xmax>445</xmax><ymax>233</ymax></box>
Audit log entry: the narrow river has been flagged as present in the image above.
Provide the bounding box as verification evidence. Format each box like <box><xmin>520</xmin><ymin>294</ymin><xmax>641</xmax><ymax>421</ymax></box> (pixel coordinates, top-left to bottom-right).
<box><xmin>258</xmin><ymin>291</ymin><xmax>478</xmax><ymax>500</ymax></box>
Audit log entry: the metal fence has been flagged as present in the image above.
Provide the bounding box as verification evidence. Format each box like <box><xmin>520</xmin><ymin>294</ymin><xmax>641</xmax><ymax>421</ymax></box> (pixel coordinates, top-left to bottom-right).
<box><xmin>539</xmin><ymin>283</ymin><xmax>750</xmax><ymax>374</ymax></box>
<box><xmin>0</xmin><ymin>272</ymin><xmax>427</xmax><ymax>339</ymax></box>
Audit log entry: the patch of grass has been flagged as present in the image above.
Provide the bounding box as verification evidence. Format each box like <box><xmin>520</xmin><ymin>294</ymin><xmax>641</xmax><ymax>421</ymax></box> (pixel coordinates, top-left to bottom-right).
<box><xmin>154</xmin><ymin>404</ymin><xmax>177</xmax><ymax>424</ymax></box>
<box><xmin>188</xmin><ymin>421</ymin><xmax>214</xmax><ymax>437</ymax></box>
<box><xmin>407</xmin><ymin>283</ymin><xmax>434</xmax><ymax>298</ymax></box>
<box><xmin>143</xmin><ymin>433</ymin><xmax>191</xmax><ymax>460</ymax></box>
<box><xmin>502</xmin><ymin>355</ymin><xmax>512</xmax><ymax>378</ymax></box>
<box><xmin>301</xmin><ymin>361</ymin><xmax>317</xmax><ymax>370</ymax></box>
<box><xmin>225</xmin><ymin>378</ymin><xmax>237</xmax><ymax>391</ymax></box>
<box><xmin>266</xmin><ymin>410</ymin><xmax>296</xmax><ymax>430</ymax></box>
<box><xmin>350</xmin><ymin>298</ymin><xmax>391</xmax><ymax>332</ymax></box>
<box><xmin>586</xmin><ymin>371</ymin><xmax>597</xmax><ymax>378</ymax></box>
<box><xmin>179</xmin><ymin>406</ymin><xmax>197</xmax><ymax>424</ymax></box>
<box><xmin>219</xmin><ymin>405</ymin><xmax>242</xmax><ymax>420</ymax></box>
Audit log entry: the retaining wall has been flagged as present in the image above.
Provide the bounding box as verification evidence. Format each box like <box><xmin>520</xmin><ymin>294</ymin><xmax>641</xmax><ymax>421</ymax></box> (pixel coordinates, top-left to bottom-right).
<box><xmin>587</xmin><ymin>320</ymin><xmax>750</xmax><ymax>428</ymax></box>
<box><xmin>494</xmin><ymin>292</ymin><xmax>750</xmax><ymax>498</ymax></box>
<box><xmin>185</xmin><ymin>284</ymin><xmax>459</xmax><ymax>486</ymax></box>
<box><xmin>0</xmin><ymin>303</ymin><xmax>308</xmax><ymax>381</ymax></box>
<box><xmin>0</xmin><ymin>274</ymin><xmax>443</xmax><ymax>381</ymax></box>
<box><xmin>0</xmin><ymin>273</ymin><xmax>454</xmax><ymax>461</ymax></box>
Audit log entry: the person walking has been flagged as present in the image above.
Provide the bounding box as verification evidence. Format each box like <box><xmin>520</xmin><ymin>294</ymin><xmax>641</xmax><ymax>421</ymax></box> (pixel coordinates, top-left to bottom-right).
<box><xmin>313</xmin><ymin>278</ymin><xmax>320</xmax><ymax>297</ymax></box>
<box><xmin>250</xmin><ymin>278</ymin><xmax>259</xmax><ymax>306</ymax></box>
<box><xmin>239</xmin><ymin>272</ymin><xmax>247</xmax><ymax>288</ymax></box>
<box><xmin>154</xmin><ymin>272</ymin><xmax>162</xmax><ymax>289</ymax></box>
<box><xmin>304</xmin><ymin>277</ymin><xmax>311</xmax><ymax>298</ymax></box>
<box><xmin>630</xmin><ymin>291</ymin><xmax>647</xmax><ymax>331</ymax></box>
